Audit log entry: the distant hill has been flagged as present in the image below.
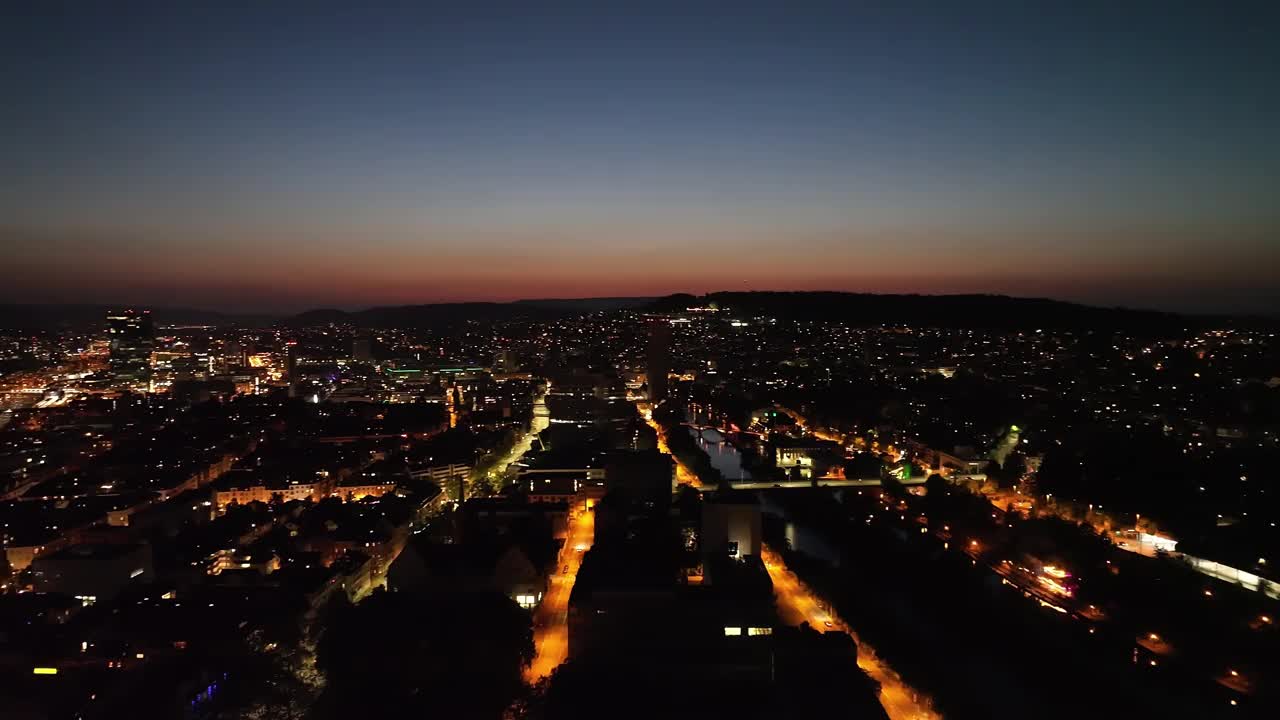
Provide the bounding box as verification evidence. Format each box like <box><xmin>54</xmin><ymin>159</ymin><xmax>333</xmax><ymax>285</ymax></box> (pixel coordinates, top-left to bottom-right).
<box><xmin>7</xmin><ymin>294</ymin><xmax>1259</xmax><ymax>333</ymax></box>
<box><xmin>286</xmin><ymin>297</ymin><xmax>654</xmax><ymax>327</ymax></box>
<box><xmin>0</xmin><ymin>304</ymin><xmax>275</xmax><ymax>331</ymax></box>
<box><xmin>514</xmin><ymin>297</ymin><xmax>655</xmax><ymax>312</ymax></box>
<box><xmin>0</xmin><ymin>298</ymin><xmax>657</xmax><ymax>331</ymax></box>
<box><xmin>646</xmin><ymin>292</ymin><xmax>1196</xmax><ymax>331</ymax></box>
<box><xmin>288</xmin><ymin>303</ymin><xmax>539</xmax><ymax>327</ymax></box>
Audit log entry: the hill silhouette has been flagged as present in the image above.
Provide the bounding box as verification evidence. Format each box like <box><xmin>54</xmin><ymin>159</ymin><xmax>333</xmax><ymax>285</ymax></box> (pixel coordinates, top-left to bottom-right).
<box><xmin>647</xmin><ymin>292</ymin><xmax>1191</xmax><ymax>331</ymax></box>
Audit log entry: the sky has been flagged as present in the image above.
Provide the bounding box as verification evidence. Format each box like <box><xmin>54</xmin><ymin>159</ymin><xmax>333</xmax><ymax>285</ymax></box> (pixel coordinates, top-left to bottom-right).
<box><xmin>2</xmin><ymin>1</ymin><xmax>1278</xmax><ymax>313</ymax></box>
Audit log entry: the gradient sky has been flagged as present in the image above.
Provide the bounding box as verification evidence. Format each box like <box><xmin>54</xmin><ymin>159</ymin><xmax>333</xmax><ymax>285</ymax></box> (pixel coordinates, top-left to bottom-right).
<box><xmin>3</xmin><ymin>1</ymin><xmax>1278</xmax><ymax>313</ymax></box>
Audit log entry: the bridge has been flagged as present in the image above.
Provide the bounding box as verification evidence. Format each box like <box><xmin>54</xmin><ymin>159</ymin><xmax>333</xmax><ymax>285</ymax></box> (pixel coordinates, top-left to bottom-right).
<box><xmin>680</xmin><ymin>422</ymin><xmax>723</xmax><ymax>439</ymax></box>
<box><xmin>726</xmin><ymin>476</ymin><xmax>927</xmax><ymax>490</ymax></box>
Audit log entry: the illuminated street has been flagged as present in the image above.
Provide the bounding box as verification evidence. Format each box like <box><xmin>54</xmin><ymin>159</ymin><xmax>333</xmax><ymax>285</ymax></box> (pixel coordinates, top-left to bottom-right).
<box><xmin>763</xmin><ymin>548</ymin><xmax>940</xmax><ymax>720</ymax></box>
<box><xmin>639</xmin><ymin>402</ymin><xmax>701</xmax><ymax>488</ymax></box>
<box><xmin>481</xmin><ymin>383</ymin><xmax>550</xmax><ymax>490</ymax></box>
<box><xmin>657</xmin><ymin>424</ymin><xmax>701</xmax><ymax>487</ymax></box>
<box><xmin>526</xmin><ymin>506</ymin><xmax>595</xmax><ymax>681</ymax></box>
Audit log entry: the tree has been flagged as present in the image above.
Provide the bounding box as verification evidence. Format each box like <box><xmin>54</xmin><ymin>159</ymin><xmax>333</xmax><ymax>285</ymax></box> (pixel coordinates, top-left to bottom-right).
<box><xmin>925</xmin><ymin>473</ymin><xmax>948</xmax><ymax>498</ymax></box>
<box><xmin>315</xmin><ymin>589</ymin><xmax>533</xmax><ymax>720</ymax></box>
<box><xmin>673</xmin><ymin>484</ymin><xmax>702</xmax><ymax>524</ymax></box>
<box><xmin>880</xmin><ymin>473</ymin><xmax>905</xmax><ymax>500</ymax></box>
<box><xmin>923</xmin><ymin>473</ymin><xmax>949</xmax><ymax>518</ymax></box>
<box><xmin>775</xmin><ymin>625</ymin><xmax>890</xmax><ymax>720</ymax></box>
<box><xmin>843</xmin><ymin>453</ymin><xmax>883</xmax><ymax>480</ymax></box>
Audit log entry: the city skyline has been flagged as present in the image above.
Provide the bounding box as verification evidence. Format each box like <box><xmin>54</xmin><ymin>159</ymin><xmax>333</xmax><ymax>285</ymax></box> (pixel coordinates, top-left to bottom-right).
<box><xmin>4</xmin><ymin>2</ymin><xmax>1279</xmax><ymax>313</ymax></box>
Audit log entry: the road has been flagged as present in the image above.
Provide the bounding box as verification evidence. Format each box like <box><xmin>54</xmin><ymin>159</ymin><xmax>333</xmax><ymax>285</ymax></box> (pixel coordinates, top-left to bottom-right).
<box><xmin>476</xmin><ymin>384</ymin><xmax>550</xmax><ymax>491</ymax></box>
<box><xmin>638</xmin><ymin>402</ymin><xmax>701</xmax><ymax>488</ymax></box>
<box><xmin>762</xmin><ymin>547</ymin><xmax>940</xmax><ymax>720</ymax></box>
<box><xmin>641</xmin><ymin>401</ymin><xmax>932</xmax><ymax>717</ymax></box>
<box><xmin>505</xmin><ymin>385</ymin><xmax>551</xmax><ymax>470</ymax></box>
<box><xmin>525</xmin><ymin>507</ymin><xmax>595</xmax><ymax>682</ymax></box>
<box><xmin>775</xmin><ymin>405</ymin><xmax>901</xmax><ymax>460</ymax></box>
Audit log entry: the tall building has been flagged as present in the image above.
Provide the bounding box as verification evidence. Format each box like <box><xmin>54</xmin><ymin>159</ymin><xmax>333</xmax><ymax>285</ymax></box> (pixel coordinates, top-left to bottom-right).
<box><xmin>646</xmin><ymin>320</ymin><xmax>671</xmax><ymax>403</ymax></box>
<box><xmin>221</xmin><ymin>340</ymin><xmax>247</xmax><ymax>371</ymax></box>
<box><xmin>494</xmin><ymin>349</ymin><xmax>519</xmax><ymax>374</ymax></box>
<box><xmin>701</xmin><ymin>492</ymin><xmax>762</xmax><ymax>564</ymax></box>
<box><xmin>106</xmin><ymin>309</ymin><xmax>154</xmax><ymax>385</ymax></box>
<box><xmin>352</xmin><ymin>332</ymin><xmax>373</xmax><ymax>362</ymax></box>
<box><xmin>604</xmin><ymin>449</ymin><xmax>676</xmax><ymax>505</ymax></box>
<box><xmin>285</xmin><ymin>341</ymin><xmax>299</xmax><ymax>397</ymax></box>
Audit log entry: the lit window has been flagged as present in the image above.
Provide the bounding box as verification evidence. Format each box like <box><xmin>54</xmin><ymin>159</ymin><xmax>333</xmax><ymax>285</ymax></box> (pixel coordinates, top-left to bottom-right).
<box><xmin>748</xmin><ymin>627</ymin><xmax>773</xmax><ymax>636</ymax></box>
<box><xmin>724</xmin><ymin>627</ymin><xmax>742</xmax><ymax>636</ymax></box>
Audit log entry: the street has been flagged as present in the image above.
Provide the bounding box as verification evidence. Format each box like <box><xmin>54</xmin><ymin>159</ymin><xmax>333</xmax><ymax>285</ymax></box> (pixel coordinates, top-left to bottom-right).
<box><xmin>525</xmin><ymin>507</ymin><xmax>595</xmax><ymax>681</ymax></box>
<box><xmin>763</xmin><ymin>547</ymin><xmax>940</xmax><ymax>720</ymax></box>
<box><xmin>638</xmin><ymin>402</ymin><xmax>701</xmax><ymax>488</ymax></box>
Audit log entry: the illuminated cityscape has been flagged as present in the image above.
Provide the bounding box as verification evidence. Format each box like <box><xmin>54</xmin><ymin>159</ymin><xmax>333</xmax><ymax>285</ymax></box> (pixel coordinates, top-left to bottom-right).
<box><xmin>0</xmin><ymin>300</ymin><xmax>1277</xmax><ymax>718</ymax></box>
<box><xmin>3</xmin><ymin>3</ymin><xmax>1279</xmax><ymax>720</ymax></box>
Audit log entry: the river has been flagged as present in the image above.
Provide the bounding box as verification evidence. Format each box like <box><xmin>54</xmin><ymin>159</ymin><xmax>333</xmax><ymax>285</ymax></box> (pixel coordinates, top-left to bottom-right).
<box><xmin>686</xmin><ymin>424</ymin><xmax>752</xmax><ymax>481</ymax></box>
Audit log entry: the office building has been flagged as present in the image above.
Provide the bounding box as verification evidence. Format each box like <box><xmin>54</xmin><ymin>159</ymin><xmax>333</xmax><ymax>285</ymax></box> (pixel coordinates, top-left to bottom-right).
<box><xmin>701</xmin><ymin>492</ymin><xmax>762</xmax><ymax>563</ymax></box>
<box><xmin>646</xmin><ymin>320</ymin><xmax>671</xmax><ymax>403</ymax></box>
<box><xmin>604</xmin><ymin>449</ymin><xmax>676</xmax><ymax>505</ymax></box>
<box><xmin>494</xmin><ymin>349</ymin><xmax>520</xmax><ymax>374</ymax></box>
<box><xmin>106</xmin><ymin>309</ymin><xmax>155</xmax><ymax>386</ymax></box>
<box><xmin>353</xmin><ymin>332</ymin><xmax>373</xmax><ymax>362</ymax></box>
<box><xmin>286</xmin><ymin>341</ymin><xmax>299</xmax><ymax>397</ymax></box>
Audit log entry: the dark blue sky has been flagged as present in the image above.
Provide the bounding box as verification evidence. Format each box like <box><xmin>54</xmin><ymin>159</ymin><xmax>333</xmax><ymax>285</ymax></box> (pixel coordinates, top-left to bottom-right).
<box><xmin>3</xmin><ymin>1</ymin><xmax>1277</xmax><ymax>312</ymax></box>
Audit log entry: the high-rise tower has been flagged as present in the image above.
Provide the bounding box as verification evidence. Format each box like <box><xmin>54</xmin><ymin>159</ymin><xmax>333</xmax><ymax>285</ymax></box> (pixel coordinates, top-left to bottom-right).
<box><xmin>646</xmin><ymin>320</ymin><xmax>671</xmax><ymax>403</ymax></box>
<box><xmin>106</xmin><ymin>309</ymin><xmax>154</xmax><ymax>386</ymax></box>
<box><xmin>352</xmin><ymin>332</ymin><xmax>373</xmax><ymax>362</ymax></box>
